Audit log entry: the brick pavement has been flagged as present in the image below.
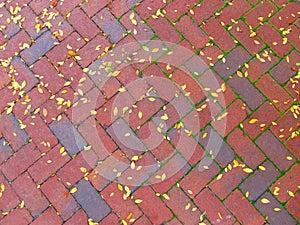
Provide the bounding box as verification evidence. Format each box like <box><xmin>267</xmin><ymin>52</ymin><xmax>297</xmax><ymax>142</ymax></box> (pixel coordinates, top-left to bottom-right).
<box><xmin>0</xmin><ymin>0</ymin><xmax>299</xmax><ymax>224</ymax></box>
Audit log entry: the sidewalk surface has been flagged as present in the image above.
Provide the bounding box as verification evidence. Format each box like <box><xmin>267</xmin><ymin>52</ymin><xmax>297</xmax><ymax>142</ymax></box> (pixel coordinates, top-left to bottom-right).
<box><xmin>0</xmin><ymin>0</ymin><xmax>300</xmax><ymax>224</ymax></box>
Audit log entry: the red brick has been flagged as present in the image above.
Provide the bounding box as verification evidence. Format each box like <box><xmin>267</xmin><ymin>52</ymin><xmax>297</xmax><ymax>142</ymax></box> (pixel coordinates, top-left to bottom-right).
<box><xmin>0</xmin><ymin>86</ymin><xmax>15</xmax><ymax>113</ymax></box>
<box><xmin>164</xmin><ymin>186</ymin><xmax>201</xmax><ymax>224</ymax></box>
<box><xmin>98</xmin><ymin>213</ymin><xmax>119</xmax><ymax>225</ymax></box>
<box><xmin>56</xmin><ymin>0</ymin><xmax>84</xmax><ymax>14</ymax></box>
<box><xmin>133</xmin><ymin>186</ymin><xmax>173</xmax><ymax>224</ymax></box>
<box><xmin>0</xmin><ymin>30</ymin><xmax>30</xmax><ymax>60</ymax></box>
<box><xmin>78</xmin><ymin>117</ymin><xmax>117</xmax><ymax>159</ymax></box>
<box><xmin>227</xmin><ymin>128</ymin><xmax>265</xmax><ymax>169</ymax></box>
<box><xmin>212</xmin><ymin>99</ymin><xmax>249</xmax><ymax>137</ymax></box>
<box><xmin>230</xmin><ymin>20</ymin><xmax>265</xmax><ymax>55</ymax></box>
<box><xmin>243</xmin><ymin>102</ymin><xmax>280</xmax><ymax>139</ymax></box>
<box><xmin>46</xmin><ymin>31</ymin><xmax>85</xmax><ymax>66</ymax></box>
<box><xmin>245</xmin><ymin>1</ymin><xmax>277</xmax><ymax>28</ymax></box>
<box><xmin>67</xmin><ymin>87</ymin><xmax>105</xmax><ymax>125</ymax></box>
<box><xmin>210</xmin><ymin>161</ymin><xmax>247</xmax><ymax>200</ymax></box>
<box><xmin>110</xmin><ymin>0</ymin><xmax>142</xmax><ymax>18</ymax></box>
<box><xmin>0</xmin><ymin>68</ymin><xmax>10</xmax><ymax>90</ymax></box>
<box><xmin>257</xmin><ymin>23</ymin><xmax>292</xmax><ymax>57</ymax></box>
<box><xmin>285</xmin><ymin>136</ymin><xmax>300</xmax><ymax>160</ymax></box>
<box><xmin>191</xmin><ymin>0</ymin><xmax>224</xmax><ymax>24</ymax></box>
<box><xmin>64</xmin><ymin>210</ymin><xmax>88</xmax><ymax>225</ymax></box>
<box><xmin>163</xmin><ymin>0</ymin><xmax>197</xmax><ymax>22</ymax></box>
<box><xmin>102</xmin><ymin>182</ymin><xmax>142</xmax><ymax>221</ymax></box>
<box><xmin>0</xmin><ymin>208</ymin><xmax>32</xmax><ymax>225</ymax></box>
<box><xmin>195</xmin><ymin>188</ymin><xmax>235</xmax><ymax>225</ymax></box>
<box><xmin>256</xmin><ymin>73</ymin><xmax>293</xmax><ymax>112</ymax></box>
<box><xmin>57</xmin><ymin>150</ymin><xmax>98</xmax><ymax>187</ymax></box>
<box><xmin>1</xmin><ymin>142</ymin><xmax>40</xmax><ymax>181</ymax></box>
<box><xmin>271</xmin><ymin>50</ymin><xmax>300</xmax><ymax>84</ymax></box>
<box><xmin>147</xmin><ymin>17</ymin><xmax>182</xmax><ymax>43</ymax></box>
<box><xmin>31</xmin><ymin>207</ymin><xmax>63</xmax><ymax>225</ymax></box>
<box><xmin>72</xmin><ymin>180</ymin><xmax>111</xmax><ymax>222</ymax></box>
<box><xmin>0</xmin><ymin>113</ymin><xmax>29</xmax><ymax>151</ymax></box>
<box><xmin>12</xmin><ymin>172</ymin><xmax>49</xmax><ymax>217</ymax></box>
<box><xmin>41</xmin><ymin>8</ymin><xmax>73</xmax><ymax>41</ymax></box>
<box><xmin>177</xmin><ymin>16</ymin><xmax>210</xmax><ymax>50</ymax></box>
<box><xmin>121</xmin><ymin>10</ymin><xmax>154</xmax><ymax>41</ymax></box>
<box><xmin>181</xmin><ymin>162</ymin><xmax>220</xmax><ymax>198</ymax></box>
<box><xmin>219</xmin><ymin>0</ymin><xmax>251</xmax><ymax>25</ymax></box>
<box><xmin>41</xmin><ymin>176</ymin><xmax>77</xmax><ymax>221</ymax></box>
<box><xmin>214</xmin><ymin>46</ymin><xmax>251</xmax><ymax>79</ymax></box>
<box><xmin>81</xmin><ymin>0</ymin><xmax>107</xmax><ymax>17</ymax></box>
<box><xmin>0</xmin><ymin>173</ymin><xmax>19</xmax><ymax>212</ymax></box>
<box><xmin>28</xmin><ymin>144</ymin><xmax>70</xmax><ymax>184</ymax></box>
<box><xmin>286</xmin><ymin>25</ymin><xmax>300</xmax><ymax>50</ymax></box>
<box><xmin>93</xmin><ymin>8</ymin><xmax>126</xmax><ymax>43</ymax></box>
<box><xmin>24</xmin><ymin>115</ymin><xmax>58</xmax><ymax>152</ymax></box>
<box><xmin>286</xmin><ymin>193</ymin><xmax>300</xmax><ymax>222</ymax></box>
<box><xmin>256</xmin><ymin>130</ymin><xmax>295</xmax><ymax>171</ymax></box>
<box><xmin>30</xmin><ymin>0</ymin><xmax>55</xmax><ymax>14</ymax></box>
<box><xmin>0</xmin><ymin>32</ymin><xmax>5</xmax><ymax>45</ymax></box>
<box><xmin>13</xmin><ymin>86</ymin><xmax>51</xmax><ymax>121</ymax></box>
<box><xmin>240</xmin><ymin>160</ymin><xmax>280</xmax><ymax>201</ymax></box>
<box><xmin>256</xmin><ymin>192</ymin><xmax>297</xmax><ymax>225</ymax></box>
<box><xmin>224</xmin><ymin>190</ymin><xmax>265</xmax><ymax>224</ymax></box>
<box><xmin>150</xmin><ymin>154</ymin><xmax>190</xmax><ymax>194</ymax></box>
<box><xmin>132</xmin><ymin>215</ymin><xmax>152</xmax><ymax>225</ymax></box>
<box><xmin>77</xmin><ymin>34</ymin><xmax>111</xmax><ymax>68</ymax></box>
<box><xmin>270</xmin><ymin>164</ymin><xmax>300</xmax><ymax>202</ymax></box>
<box><xmin>67</xmin><ymin>7</ymin><xmax>98</xmax><ymax>40</ymax></box>
<box><xmin>19</xmin><ymin>6</ymin><xmax>46</xmax><ymax>40</ymax></box>
<box><xmin>200</xmin><ymin>45</ymin><xmax>223</xmax><ymax>65</ymax></box>
<box><xmin>242</xmin><ymin>49</ymin><xmax>278</xmax><ymax>81</ymax></box>
<box><xmin>88</xmin><ymin>170</ymin><xmax>110</xmax><ymax>191</ymax></box>
<box><xmin>32</xmin><ymin>57</ymin><xmax>65</xmax><ymax>94</ymax></box>
<box><xmin>96</xmin><ymin>92</ymin><xmax>135</xmax><ymax>128</ymax></box>
<box><xmin>0</xmin><ymin>7</ymin><xmax>20</xmax><ymax>38</ymax></box>
<box><xmin>203</xmin><ymin>18</ymin><xmax>236</xmax><ymax>52</ymax></box>
<box><xmin>135</xmin><ymin>0</ymin><xmax>168</xmax><ymax>19</ymax></box>
<box><xmin>270</xmin><ymin>2</ymin><xmax>300</xmax><ymax>29</ymax></box>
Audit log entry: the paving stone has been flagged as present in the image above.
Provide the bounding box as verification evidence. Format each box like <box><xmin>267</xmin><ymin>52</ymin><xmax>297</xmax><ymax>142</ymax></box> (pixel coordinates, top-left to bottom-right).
<box><xmin>224</xmin><ymin>190</ymin><xmax>265</xmax><ymax>225</ymax></box>
<box><xmin>0</xmin><ymin>208</ymin><xmax>33</xmax><ymax>225</ymax></box>
<box><xmin>256</xmin><ymin>130</ymin><xmax>295</xmax><ymax>172</ymax></box>
<box><xmin>195</xmin><ymin>188</ymin><xmax>235</xmax><ymax>225</ymax></box>
<box><xmin>240</xmin><ymin>160</ymin><xmax>280</xmax><ymax>201</ymax></box>
<box><xmin>256</xmin><ymin>192</ymin><xmax>297</xmax><ymax>225</ymax></box>
<box><xmin>73</xmin><ymin>179</ymin><xmax>111</xmax><ymax>222</ymax></box>
<box><xmin>191</xmin><ymin>0</ymin><xmax>224</xmax><ymax>24</ymax></box>
<box><xmin>93</xmin><ymin>8</ymin><xmax>126</xmax><ymax>43</ymax></box>
<box><xmin>0</xmin><ymin>138</ymin><xmax>13</xmax><ymax>164</ymax></box>
<box><xmin>64</xmin><ymin>210</ymin><xmax>88</xmax><ymax>225</ymax></box>
<box><xmin>133</xmin><ymin>186</ymin><xmax>173</xmax><ymax>224</ymax></box>
<box><xmin>12</xmin><ymin>172</ymin><xmax>49</xmax><ymax>217</ymax></box>
<box><xmin>30</xmin><ymin>207</ymin><xmax>63</xmax><ymax>225</ymax></box>
<box><xmin>49</xmin><ymin>116</ymin><xmax>87</xmax><ymax>156</ymax></box>
<box><xmin>214</xmin><ymin>46</ymin><xmax>251</xmax><ymax>79</ymax></box>
<box><xmin>0</xmin><ymin>173</ymin><xmax>20</xmax><ymax>212</ymax></box>
<box><xmin>21</xmin><ymin>31</ymin><xmax>57</xmax><ymax>65</ymax></box>
<box><xmin>286</xmin><ymin>193</ymin><xmax>300</xmax><ymax>222</ymax></box>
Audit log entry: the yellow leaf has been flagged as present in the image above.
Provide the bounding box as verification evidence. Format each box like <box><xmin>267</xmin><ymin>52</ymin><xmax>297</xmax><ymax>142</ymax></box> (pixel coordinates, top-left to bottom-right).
<box><xmin>258</xmin><ymin>165</ymin><xmax>266</xmax><ymax>171</ymax></box>
<box><xmin>68</xmin><ymin>50</ymin><xmax>76</xmax><ymax>57</ymax></box>
<box><xmin>118</xmin><ymin>184</ymin><xmax>123</xmax><ymax>191</ymax></box>
<box><xmin>148</xmin><ymin>97</ymin><xmax>156</xmax><ymax>102</ymax></box>
<box><xmin>261</xmin><ymin>198</ymin><xmax>270</xmax><ymax>204</ymax></box>
<box><xmin>0</xmin><ymin>183</ymin><xmax>5</xmax><ymax>192</ymax></box>
<box><xmin>138</xmin><ymin>111</ymin><xmax>142</xmax><ymax>119</ymax></box>
<box><xmin>273</xmin><ymin>207</ymin><xmax>281</xmax><ymax>212</ymax></box>
<box><xmin>113</xmin><ymin>107</ymin><xmax>118</xmax><ymax>116</ymax></box>
<box><xmin>237</xmin><ymin>71</ymin><xmax>243</xmax><ymax>77</ymax></box>
<box><xmin>288</xmin><ymin>191</ymin><xmax>295</xmax><ymax>197</ymax></box>
<box><xmin>131</xmin><ymin>155</ymin><xmax>139</xmax><ymax>161</ymax></box>
<box><xmin>121</xmin><ymin>220</ymin><xmax>128</xmax><ymax>225</ymax></box>
<box><xmin>70</xmin><ymin>187</ymin><xmax>78</xmax><ymax>194</ymax></box>
<box><xmin>243</xmin><ymin>168</ymin><xmax>253</xmax><ymax>173</ymax></box>
<box><xmin>135</xmin><ymin>199</ymin><xmax>143</xmax><ymax>204</ymax></box>
<box><xmin>249</xmin><ymin>118</ymin><xmax>258</xmax><ymax>124</ymax></box>
<box><xmin>151</xmin><ymin>48</ymin><xmax>159</xmax><ymax>53</ymax></box>
<box><xmin>59</xmin><ymin>147</ymin><xmax>65</xmax><ymax>154</ymax></box>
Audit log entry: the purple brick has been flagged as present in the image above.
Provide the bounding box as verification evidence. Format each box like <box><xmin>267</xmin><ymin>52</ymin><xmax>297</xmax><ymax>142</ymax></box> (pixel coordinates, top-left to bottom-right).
<box><xmin>227</xmin><ymin>76</ymin><xmax>265</xmax><ymax>110</ymax></box>
<box><xmin>214</xmin><ymin>46</ymin><xmax>251</xmax><ymax>79</ymax></box>
<box><xmin>93</xmin><ymin>8</ymin><xmax>126</xmax><ymax>43</ymax></box>
<box><xmin>0</xmin><ymin>138</ymin><xmax>13</xmax><ymax>164</ymax></box>
<box><xmin>0</xmin><ymin>7</ymin><xmax>20</xmax><ymax>38</ymax></box>
<box><xmin>255</xmin><ymin>192</ymin><xmax>297</xmax><ymax>225</ymax></box>
<box><xmin>21</xmin><ymin>31</ymin><xmax>57</xmax><ymax>65</ymax></box>
<box><xmin>73</xmin><ymin>180</ymin><xmax>111</xmax><ymax>222</ymax></box>
<box><xmin>0</xmin><ymin>113</ymin><xmax>29</xmax><ymax>151</ymax></box>
<box><xmin>256</xmin><ymin>130</ymin><xmax>295</xmax><ymax>172</ymax></box>
<box><xmin>10</xmin><ymin>57</ymin><xmax>38</xmax><ymax>92</ymax></box>
<box><xmin>198</xmin><ymin>126</ymin><xmax>235</xmax><ymax>167</ymax></box>
<box><xmin>240</xmin><ymin>161</ymin><xmax>280</xmax><ymax>201</ymax></box>
<box><xmin>49</xmin><ymin>116</ymin><xmax>87</xmax><ymax>155</ymax></box>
